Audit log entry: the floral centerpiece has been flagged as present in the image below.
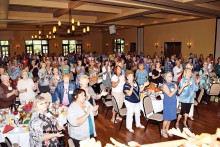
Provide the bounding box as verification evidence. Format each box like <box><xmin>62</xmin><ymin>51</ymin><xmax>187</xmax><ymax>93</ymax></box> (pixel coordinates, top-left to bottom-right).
<box><xmin>18</xmin><ymin>102</ymin><xmax>33</xmax><ymax>124</ymax></box>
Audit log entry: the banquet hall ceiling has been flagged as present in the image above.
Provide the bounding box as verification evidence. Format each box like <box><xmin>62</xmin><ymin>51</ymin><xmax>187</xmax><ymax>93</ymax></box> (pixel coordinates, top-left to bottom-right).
<box><xmin>0</xmin><ymin>0</ymin><xmax>220</xmax><ymax>30</ymax></box>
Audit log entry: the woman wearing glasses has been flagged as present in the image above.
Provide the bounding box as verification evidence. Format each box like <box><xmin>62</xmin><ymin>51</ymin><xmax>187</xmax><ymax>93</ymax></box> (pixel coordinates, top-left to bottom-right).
<box><xmin>67</xmin><ymin>88</ymin><xmax>99</xmax><ymax>147</ymax></box>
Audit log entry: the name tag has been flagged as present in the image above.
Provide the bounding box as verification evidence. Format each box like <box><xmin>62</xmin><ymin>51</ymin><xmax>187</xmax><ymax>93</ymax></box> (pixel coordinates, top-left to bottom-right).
<box><xmin>170</xmin><ymin>88</ymin><xmax>174</xmax><ymax>92</ymax></box>
<box><xmin>45</xmin><ymin>112</ymin><xmax>53</xmax><ymax>118</ymax></box>
<box><xmin>190</xmin><ymin>81</ymin><xmax>192</xmax><ymax>85</ymax></box>
<box><xmin>69</xmin><ymin>91</ymin><xmax>73</xmax><ymax>94</ymax></box>
<box><xmin>8</xmin><ymin>87</ymin><xmax>12</xmax><ymax>90</ymax></box>
<box><xmin>134</xmin><ymin>83</ymin><xmax>137</xmax><ymax>87</ymax></box>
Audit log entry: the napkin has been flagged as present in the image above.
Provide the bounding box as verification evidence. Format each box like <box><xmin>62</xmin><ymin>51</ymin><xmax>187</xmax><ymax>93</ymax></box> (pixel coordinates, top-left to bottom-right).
<box><xmin>23</xmin><ymin>119</ymin><xmax>30</xmax><ymax>124</ymax></box>
<box><xmin>3</xmin><ymin>125</ymin><xmax>14</xmax><ymax>134</ymax></box>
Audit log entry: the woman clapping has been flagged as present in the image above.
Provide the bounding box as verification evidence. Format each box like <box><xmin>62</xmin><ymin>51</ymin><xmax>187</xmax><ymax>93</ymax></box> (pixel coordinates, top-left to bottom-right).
<box><xmin>123</xmin><ymin>70</ymin><xmax>149</xmax><ymax>133</ymax></box>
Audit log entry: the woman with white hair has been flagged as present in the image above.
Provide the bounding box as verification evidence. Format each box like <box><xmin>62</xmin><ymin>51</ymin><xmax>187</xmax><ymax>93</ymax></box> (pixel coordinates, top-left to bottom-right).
<box><xmin>161</xmin><ymin>72</ymin><xmax>178</xmax><ymax>138</ymax></box>
<box><xmin>17</xmin><ymin>70</ymin><xmax>37</xmax><ymax>105</ymax></box>
<box><xmin>79</xmin><ymin>75</ymin><xmax>108</xmax><ymax>106</ymax></box>
<box><xmin>0</xmin><ymin>73</ymin><xmax>18</xmax><ymax>109</ymax></box>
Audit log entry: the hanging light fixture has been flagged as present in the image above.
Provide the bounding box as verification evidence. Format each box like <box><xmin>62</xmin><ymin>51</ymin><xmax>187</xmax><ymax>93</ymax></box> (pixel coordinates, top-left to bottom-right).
<box><xmin>72</xmin><ymin>25</ymin><xmax>75</xmax><ymax>31</ymax></box>
<box><xmin>83</xmin><ymin>28</ymin><xmax>86</xmax><ymax>33</ymax></box>
<box><xmin>53</xmin><ymin>26</ymin><xmax>57</xmax><ymax>33</ymax></box>
<box><xmin>87</xmin><ymin>26</ymin><xmax>90</xmax><ymax>32</ymax></box>
<box><xmin>77</xmin><ymin>21</ymin><xmax>80</xmax><ymax>26</ymax></box>
<box><xmin>67</xmin><ymin>29</ymin><xmax>70</xmax><ymax>34</ymax></box>
<box><xmin>58</xmin><ymin>21</ymin><xmax>61</xmax><ymax>27</ymax></box>
<box><xmin>71</xmin><ymin>18</ymin><xmax>75</xmax><ymax>24</ymax></box>
<box><xmin>53</xmin><ymin>9</ymin><xmax>90</xmax><ymax>37</ymax></box>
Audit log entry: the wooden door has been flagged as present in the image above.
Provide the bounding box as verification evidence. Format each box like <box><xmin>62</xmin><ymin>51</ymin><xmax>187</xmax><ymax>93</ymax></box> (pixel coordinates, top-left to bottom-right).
<box><xmin>164</xmin><ymin>42</ymin><xmax>181</xmax><ymax>58</ymax></box>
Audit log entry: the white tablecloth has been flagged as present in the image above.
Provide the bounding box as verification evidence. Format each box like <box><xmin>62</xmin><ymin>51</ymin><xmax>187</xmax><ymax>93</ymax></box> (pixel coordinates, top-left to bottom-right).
<box><xmin>140</xmin><ymin>96</ymin><xmax>163</xmax><ymax>114</ymax></box>
<box><xmin>0</xmin><ymin>127</ymin><xmax>30</xmax><ymax>147</ymax></box>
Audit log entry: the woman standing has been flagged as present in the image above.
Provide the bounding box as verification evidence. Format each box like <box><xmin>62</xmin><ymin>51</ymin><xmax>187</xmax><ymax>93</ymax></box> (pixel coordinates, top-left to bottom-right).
<box><xmin>151</xmin><ymin>62</ymin><xmax>164</xmax><ymax>85</ymax></box>
<box><xmin>55</xmin><ymin>73</ymin><xmax>76</xmax><ymax>106</ymax></box>
<box><xmin>59</xmin><ymin>59</ymin><xmax>70</xmax><ymax>76</ymax></box>
<box><xmin>102</xmin><ymin>60</ymin><xmax>111</xmax><ymax>93</ymax></box>
<box><xmin>67</xmin><ymin>89</ymin><xmax>99</xmax><ymax>147</ymax></box>
<box><xmin>0</xmin><ymin>73</ymin><xmax>18</xmax><ymax>109</ymax></box>
<box><xmin>176</xmin><ymin>68</ymin><xmax>199</xmax><ymax>128</ymax></box>
<box><xmin>111</xmin><ymin>66</ymin><xmax>125</xmax><ymax>123</ymax></box>
<box><xmin>88</xmin><ymin>60</ymin><xmax>100</xmax><ymax>93</ymax></box>
<box><xmin>199</xmin><ymin>61</ymin><xmax>211</xmax><ymax>104</ymax></box>
<box><xmin>79</xmin><ymin>75</ymin><xmax>107</xmax><ymax>106</ymax></box>
<box><xmin>173</xmin><ymin>59</ymin><xmax>183</xmax><ymax>83</ymax></box>
<box><xmin>17</xmin><ymin>70</ymin><xmax>37</xmax><ymax>105</ymax></box>
<box><xmin>123</xmin><ymin>70</ymin><xmax>149</xmax><ymax>133</ymax></box>
<box><xmin>161</xmin><ymin>72</ymin><xmax>178</xmax><ymax>138</ymax></box>
<box><xmin>38</xmin><ymin>62</ymin><xmax>51</xmax><ymax>93</ymax></box>
<box><xmin>76</xmin><ymin>60</ymin><xmax>85</xmax><ymax>88</ymax></box>
<box><xmin>29</xmin><ymin>95</ymin><xmax>64</xmax><ymax>146</ymax></box>
<box><xmin>135</xmin><ymin>63</ymin><xmax>148</xmax><ymax>86</ymax></box>
<box><xmin>49</xmin><ymin>67</ymin><xmax>62</xmax><ymax>102</ymax></box>
<box><xmin>214</xmin><ymin>57</ymin><xmax>220</xmax><ymax>78</ymax></box>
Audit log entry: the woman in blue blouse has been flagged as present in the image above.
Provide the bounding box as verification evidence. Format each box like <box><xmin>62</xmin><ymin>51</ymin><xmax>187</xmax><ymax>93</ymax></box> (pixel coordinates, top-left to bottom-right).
<box><xmin>176</xmin><ymin>68</ymin><xmax>200</xmax><ymax>128</ymax></box>
<box><xmin>123</xmin><ymin>70</ymin><xmax>149</xmax><ymax>133</ymax></box>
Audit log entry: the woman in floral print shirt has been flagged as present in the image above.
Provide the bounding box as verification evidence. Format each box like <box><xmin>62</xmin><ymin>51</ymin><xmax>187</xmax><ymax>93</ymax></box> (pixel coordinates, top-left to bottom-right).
<box><xmin>29</xmin><ymin>95</ymin><xmax>64</xmax><ymax>147</ymax></box>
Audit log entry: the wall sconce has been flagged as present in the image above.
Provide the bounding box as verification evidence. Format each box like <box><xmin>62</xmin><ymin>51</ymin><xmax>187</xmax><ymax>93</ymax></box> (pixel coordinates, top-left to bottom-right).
<box><xmin>16</xmin><ymin>44</ymin><xmax>20</xmax><ymax>49</ymax></box>
<box><xmin>86</xmin><ymin>43</ymin><xmax>90</xmax><ymax>49</ymax></box>
<box><xmin>106</xmin><ymin>43</ymin><xmax>109</xmax><ymax>47</ymax></box>
<box><xmin>125</xmin><ymin>43</ymin><xmax>128</xmax><ymax>47</ymax></box>
<box><xmin>54</xmin><ymin>43</ymin><xmax>58</xmax><ymax>48</ymax></box>
<box><xmin>154</xmin><ymin>42</ymin><xmax>159</xmax><ymax>48</ymax></box>
<box><xmin>187</xmin><ymin>36</ymin><xmax>192</xmax><ymax>48</ymax></box>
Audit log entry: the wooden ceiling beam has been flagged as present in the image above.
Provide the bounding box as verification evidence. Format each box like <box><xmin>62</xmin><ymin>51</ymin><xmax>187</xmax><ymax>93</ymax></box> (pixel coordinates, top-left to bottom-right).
<box><xmin>80</xmin><ymin>0</ymin><xmax>216</xmax><ymax>18</ymax></box>
<box><xmin>0</xmin><ymin>0</ymin><xmax>9</xmax><ymax>29</ymax></box>
<box><xmin>96</xmin><ymin>9</ymin><xmax>152</xmax><ymax>23</ymax></box>
<box><xmin>9</xmin><ymin>0</ymin><xmax>68</xmax><ymax>9</ymax></box>
<box><xmin>53</xmin><ymin>1</ymin><xmax>85</xmax><ymax>18</ymax></box>
<box><xmin>8</xmin><ymin>11</ymin><xmax>97</xmax><ymax>23</ymax></box>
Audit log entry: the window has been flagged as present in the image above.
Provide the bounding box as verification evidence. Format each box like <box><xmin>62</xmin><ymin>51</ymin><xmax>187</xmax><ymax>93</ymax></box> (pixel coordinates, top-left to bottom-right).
<box><xmin>113</xmin><ymin>39</ymin><xmax>124</xmax><ymax>53</ymax></box>
<box><xmin>0</xmin><ymin>40</ymin><xmax>10</xmax><ymax>57</ymax></box>
<box><xmin>62</xmin><ymin>40</ymin><xmax>82</xmax><ymax>56</ymax></box>
<box><xmin>25</xmin><ymin>40</ymin><xmax>49</xmax><ymax>55</ymax></box>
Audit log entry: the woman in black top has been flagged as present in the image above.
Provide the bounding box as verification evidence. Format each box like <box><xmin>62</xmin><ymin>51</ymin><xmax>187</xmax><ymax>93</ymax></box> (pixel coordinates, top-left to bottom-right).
<box><xmin>151</xmin><ymin>61</ymin><xmax>164</xmax><ymax>85</ymax></box>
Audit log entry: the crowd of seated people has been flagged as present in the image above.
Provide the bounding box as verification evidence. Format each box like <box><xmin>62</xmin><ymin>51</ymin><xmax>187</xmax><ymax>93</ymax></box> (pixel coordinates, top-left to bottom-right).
<box><xmin>0</xmin><ymin>51</ymin><xmax>220</xmax><ymax>146</ymax></box>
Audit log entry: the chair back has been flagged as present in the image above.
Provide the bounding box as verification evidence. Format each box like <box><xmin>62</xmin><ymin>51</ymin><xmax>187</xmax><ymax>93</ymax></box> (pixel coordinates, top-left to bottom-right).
<box><xmin>5</xmin><ymin>137</ymin><xmax>12</xmax><ymax>147</ymax></box>
<box><xmin>111</xmin><ymin>96</ymin><xmax>119</xmax><ymax>113</ymax></box>
<box><xmin>209</xmin><ymin>84</ymin><xmax>220</xmax><ymax>95</ymax></box>
<box><xmin>197</xmin><ymin>89</ymin><xmax>204</xmax><ymax>103</ymax></box>
<box><xmin>68</xmin><ymin>138</ymin><xmax>75</xmax><ymax>147</ymax></box>
<box><xmin>143</xmin><ymin>96</ymin><xmax>154</xmax><ymax>117</ymax></box>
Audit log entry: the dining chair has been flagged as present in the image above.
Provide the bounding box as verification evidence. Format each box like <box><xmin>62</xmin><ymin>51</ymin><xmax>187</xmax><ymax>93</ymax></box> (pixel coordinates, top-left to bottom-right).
<box><xmin>194</xmin><ymin>89</ymin><xmax>204</xmax><ymax>117</ymax></box>
<box><xmin>101</xmin><ymin>95</ymin><xmax>113</xmax><ymax>119</ymax></box>
<box><xmin>207</xmin><ymin>84</ymin><xmax>220</xmax><ymax>103</ymax></box>
<box><xmin>142</xmin><ymin>96</ymin><xmax>163</xmax><ymax>137</ymax></box>
<box><xmin>111</xmin><ymin>96</ymin><xmax>127</xmax><ymax>130</ymax></box>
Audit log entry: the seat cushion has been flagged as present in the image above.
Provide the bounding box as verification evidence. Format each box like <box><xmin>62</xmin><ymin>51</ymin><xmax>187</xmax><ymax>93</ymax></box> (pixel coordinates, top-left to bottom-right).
<box><xmin>119</xmin><ymin>108</ymin><xmax>127</xmax><ymax>116</ymax></box>
<box><xmin>105</xmin><ymin>101</ymin><xmax>113</xmax><ymax>107</ymax></box>
<box><xmin>149</xmin><ymin>113</ymin><xmax>163</xmax><ymax>121</ymax></box>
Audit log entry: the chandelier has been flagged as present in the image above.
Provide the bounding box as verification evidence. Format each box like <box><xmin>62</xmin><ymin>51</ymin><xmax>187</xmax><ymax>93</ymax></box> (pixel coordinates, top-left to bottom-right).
<box><xmin>31</xmin><ymin>9</ymin><xmax>90</xmax><ymax>39</ymax></box>
<box><xmin>31</xmin><ymin>26</ymin><xmax>55</xmax><ymax>40</ymax></box>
